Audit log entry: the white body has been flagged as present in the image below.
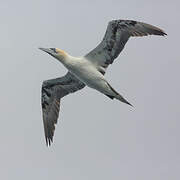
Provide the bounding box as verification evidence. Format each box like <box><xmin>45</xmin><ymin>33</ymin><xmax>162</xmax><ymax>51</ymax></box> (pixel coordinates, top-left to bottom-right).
<box><xmin>61</xmin><ymin>55</ymin><xmax>114</xmax><ymax>96</ymax></box>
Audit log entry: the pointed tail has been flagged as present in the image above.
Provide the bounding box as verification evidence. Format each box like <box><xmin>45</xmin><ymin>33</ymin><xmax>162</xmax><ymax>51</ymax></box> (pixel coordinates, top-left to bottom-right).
<box><xmin>115</xmin><ymin>94</ymin><xmax>133</xmax><ymax>107</ymax></box>
<box><xmin>106</xmin><ymin>82</ymin><xmax>133</xmax><ymax>107</ymax></box>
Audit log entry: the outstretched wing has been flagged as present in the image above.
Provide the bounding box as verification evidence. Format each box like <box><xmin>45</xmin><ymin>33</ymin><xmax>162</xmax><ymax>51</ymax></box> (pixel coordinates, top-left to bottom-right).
<box><xmin>85</xmin><ymin>19</ymin><xmax>166</xmax><ymax>69</ymax></box>
<box><xmin>42</xmin><ymin>72</ymin><xmax>85</xmax><ymax>146</ymax></box>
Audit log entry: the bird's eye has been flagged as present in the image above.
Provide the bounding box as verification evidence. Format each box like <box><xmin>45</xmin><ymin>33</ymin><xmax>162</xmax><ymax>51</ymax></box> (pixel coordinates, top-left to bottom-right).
<box><xmin>50</xmin><ymin>48</ymin><xmax>56</xmax><ymax>53</ymax></box>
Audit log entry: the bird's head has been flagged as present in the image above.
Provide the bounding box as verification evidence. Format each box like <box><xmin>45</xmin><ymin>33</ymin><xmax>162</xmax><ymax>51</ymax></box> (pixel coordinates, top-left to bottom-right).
<box><xmin>39</xmin><ymin>47</ymin><xmax>67</xmax><ymax>62</ymax></box>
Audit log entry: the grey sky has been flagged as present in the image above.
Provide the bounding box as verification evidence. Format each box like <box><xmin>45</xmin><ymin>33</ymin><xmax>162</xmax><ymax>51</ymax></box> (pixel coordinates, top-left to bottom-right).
<box><xmin>0</xmin><ymin>0</ymin><xmax>179</xmax><ymax>179</ymax></box>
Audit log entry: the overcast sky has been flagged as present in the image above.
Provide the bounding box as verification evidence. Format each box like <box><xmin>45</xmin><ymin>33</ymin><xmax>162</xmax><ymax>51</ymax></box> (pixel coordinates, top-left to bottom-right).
<box><xmin>0</xmin><ymin>0</ymin><xmax>179</xmax><ymax>179</ymax></box>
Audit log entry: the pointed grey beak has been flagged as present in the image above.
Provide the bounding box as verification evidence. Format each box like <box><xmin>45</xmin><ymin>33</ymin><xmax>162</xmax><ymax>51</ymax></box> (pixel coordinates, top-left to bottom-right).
<box><xmin>39</xmin><ymin>47</ymin><xmax>51</xmax><ymax>54</ymax></box>
<box><xmin>39</xmin><ymin>47</ymin><xmax>57</xmax><ymax>58</ymax></box>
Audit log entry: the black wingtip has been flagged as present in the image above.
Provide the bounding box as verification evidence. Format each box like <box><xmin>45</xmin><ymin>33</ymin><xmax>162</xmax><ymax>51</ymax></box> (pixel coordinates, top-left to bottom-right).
<box><xmin>154</xmin><ymin>29</ymin><xmax>167</xmax><ymax>36</ymax></box>
<box><xmin>45</xmin><ymin>137</ymin><xmax>53</xmax><ymax>147</ymax></box>
<box><xmin>163</xmin><ymin>31</ymin><xmax>167</xmax><ymax>36</ymax></box>
<box><xmin>160</xmin><ymin>31</ymin><xmax>167</xmax><ymax>36</ymax></box>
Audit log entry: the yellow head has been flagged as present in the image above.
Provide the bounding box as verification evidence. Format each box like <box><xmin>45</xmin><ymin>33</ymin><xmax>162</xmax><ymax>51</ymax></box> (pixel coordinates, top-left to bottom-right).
<box><xmin>55</xmin><ymin>48</ymin><xmax>67</xmax><ymax>58</ymax></box>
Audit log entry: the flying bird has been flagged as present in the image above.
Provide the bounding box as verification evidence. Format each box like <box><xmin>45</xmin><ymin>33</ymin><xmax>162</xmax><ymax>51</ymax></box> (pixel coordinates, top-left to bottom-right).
<box><xmin>39</xmin><ymin>19</ymin><xmax>166</xmax><ymax>146</ymax></box>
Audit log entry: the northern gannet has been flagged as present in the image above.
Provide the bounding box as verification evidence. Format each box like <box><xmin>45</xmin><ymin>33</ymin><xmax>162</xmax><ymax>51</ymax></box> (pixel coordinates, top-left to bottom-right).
<box><xmin>39</xmin><ymin>19</ymin><xmax>166</xmax><ymax>146</ymax></box>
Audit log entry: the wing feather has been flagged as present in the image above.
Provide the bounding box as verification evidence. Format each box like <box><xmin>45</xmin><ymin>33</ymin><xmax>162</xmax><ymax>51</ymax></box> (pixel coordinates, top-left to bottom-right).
<box><xmin>42</xmin><ymin>72</ymin><xmax>85</xmax><ymax>146</ymax></box>
<box><xmin>85</xmin><ymin>19</ymin><xmax>166</xmax><ymax>69</ymax></box>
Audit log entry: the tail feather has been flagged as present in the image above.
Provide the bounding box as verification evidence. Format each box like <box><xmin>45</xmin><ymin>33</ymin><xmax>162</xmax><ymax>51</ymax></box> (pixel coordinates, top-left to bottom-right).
<box><xmin>105</xmin><ymin>94</ymin><xmax>114</xmax><ymax>99</ymax></box>
<box><xmin>116</xmin><ymin>94</ymin><xmax>133</xmax><ymax>107</ymax></box>
<box><xmin>106</xmin><ymin>82</ymin><xmax>133</xmax><ymax>106</ymax></box>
